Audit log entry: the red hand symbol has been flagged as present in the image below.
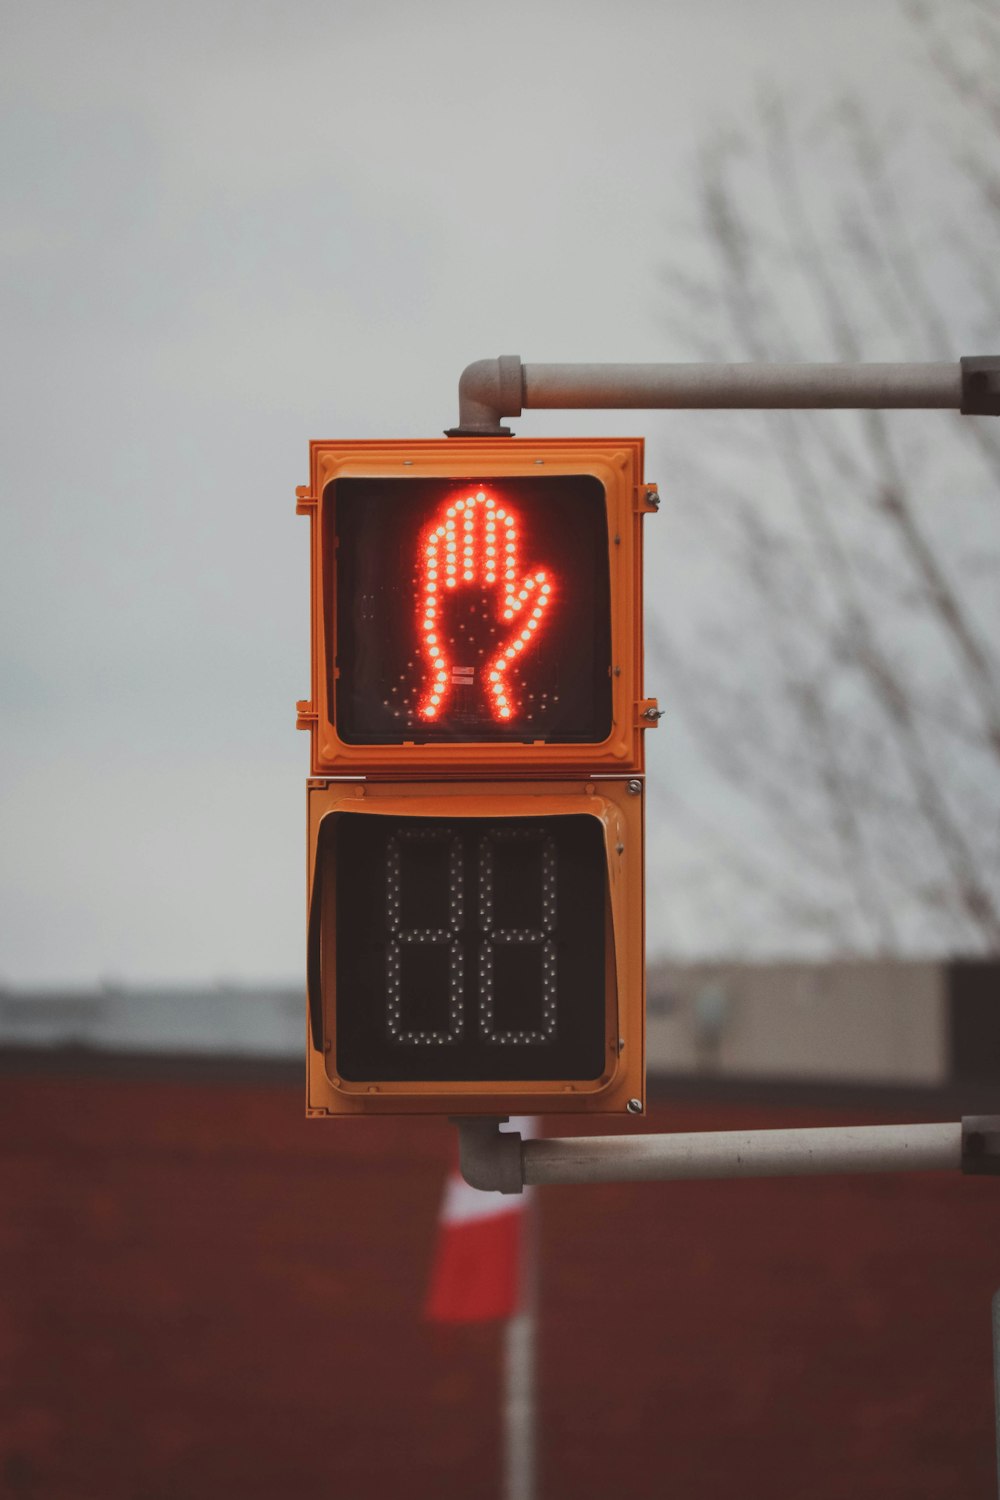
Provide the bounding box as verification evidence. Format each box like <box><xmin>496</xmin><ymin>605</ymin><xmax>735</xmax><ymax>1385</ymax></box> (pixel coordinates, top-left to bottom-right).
<box><xmin>418</xmin><ymin>489</ymin><xmax>553</xmax><ymax>723</ymax></box>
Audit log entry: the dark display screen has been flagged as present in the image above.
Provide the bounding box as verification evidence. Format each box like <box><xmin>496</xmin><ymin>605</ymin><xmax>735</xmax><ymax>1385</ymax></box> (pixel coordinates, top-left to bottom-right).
<box><xmin>326</xmin><ymin>813</ymin><xmax>608</xmax><ymax>1082</ymax></box>
<box><xmin>332</xmin><ymin>475</ymin><xmax>611</xmax><ymax>743</ymax></box>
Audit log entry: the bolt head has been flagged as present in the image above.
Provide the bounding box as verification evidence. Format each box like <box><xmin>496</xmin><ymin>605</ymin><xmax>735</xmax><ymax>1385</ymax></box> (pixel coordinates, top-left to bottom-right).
<box><xmin>626</xmin><ymin>1097</ymin><xmax>642</xmax><ymax>1115</ymax></box>
<box><xmin>627</xmin><ymin>778</ymin><xmax>642</xmax><ymax>796</ymax></box>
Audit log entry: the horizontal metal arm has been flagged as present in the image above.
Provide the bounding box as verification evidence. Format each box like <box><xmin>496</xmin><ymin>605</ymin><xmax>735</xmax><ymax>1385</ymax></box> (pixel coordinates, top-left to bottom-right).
<box><xmin>456</xmin><ymin>1116</ymin><xmax>1000</xmax><ymax>1194</ymax></box>
<box><xmin>446</xmin><ymin>355</ymin><xmax>1000</xmax><ymax>434</ymax></box>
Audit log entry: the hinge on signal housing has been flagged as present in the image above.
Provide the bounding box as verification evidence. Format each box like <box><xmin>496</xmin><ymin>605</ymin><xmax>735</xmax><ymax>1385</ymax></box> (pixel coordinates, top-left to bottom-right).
<box><xmin>296</xmin><ymin>486</ymin><xmax>317</xmax><ymax>515</ymax></box>
<box><xmin>296</xmin><ymin>699</ymin><xmax>318</xmax><ymax>731</ymax></box>
<box><xmin>636</xmin><ymin>698</ymin><xmax>663</xmax><ymax>727</ymax></box>
<box><xmin>636</xmin><ymin>483</ymin><xmax>660</xmax><ymax>514</ymax></box>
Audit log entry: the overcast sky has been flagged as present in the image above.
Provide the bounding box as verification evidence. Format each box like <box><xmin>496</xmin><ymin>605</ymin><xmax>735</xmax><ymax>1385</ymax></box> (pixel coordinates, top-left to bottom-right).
<box><xmin>0</xmin><ymin>0</ymin><xmax>979</xmax><ymax>984</ymax></box>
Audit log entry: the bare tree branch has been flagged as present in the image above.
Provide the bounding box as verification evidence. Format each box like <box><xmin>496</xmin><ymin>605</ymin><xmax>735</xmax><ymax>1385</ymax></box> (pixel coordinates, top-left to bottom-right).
<box><xmin>654</xmin><ymin>25</ymin><xmax>1000</xmax><ymax>956</ymax></box>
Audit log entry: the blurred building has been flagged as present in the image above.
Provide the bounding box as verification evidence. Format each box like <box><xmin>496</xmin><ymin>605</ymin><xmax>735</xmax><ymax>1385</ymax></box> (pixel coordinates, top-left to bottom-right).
<box><xmin>647</xmin><ymin>957</ymin><xmax>1000</xmax><ymax>1095</ymax></box>
<box><xmin>3</xmin><ymin>959</ymin><xmax>997</xmax><ymax>1095</ymax></box>
<box><xmin>1</xmin><ymin>961</ymin><xmax>998</xmax><ymax>1499</ymax></box>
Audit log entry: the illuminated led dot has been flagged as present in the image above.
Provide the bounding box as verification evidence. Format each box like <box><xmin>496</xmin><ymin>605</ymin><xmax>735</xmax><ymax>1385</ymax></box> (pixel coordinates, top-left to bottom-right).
<box><xmin>435</xmin><ymin>527</ymin><xmax>445</xmax><ymax>538</ymax></box>
<box><xmin>489</xmin><ymin>670</ymin><xmax>500</xmax><ymax>682</ymax></box>
<box><xmin>485</xmin><ymin>573</ymin><xmax>495</xmax><ymax>583</ymax></box>
<box><xmin>500</xmin><ymin>707</ymin><xmax>511</xmax><ymax>718</ymax></box>
<box><xmin>532</xmin><ymin>607</ymin><xmax>542</xmax><ymax>619</ymax></box>
<box><xmin>520</xmin><ymin>630</ymin><xmax>530</xmax><ymax>642</ymax></box>
<box><xmin>446</xmin><ymin>542</ymin><xmax>456</xmax><ymax>555</ymax></box>
<box><xmin>528</xmin><ymin>620</ymin><xmax>537</xmax><ymax>630</ymax></box>
<box><xmin>519</xmin><ymin>589</ymin><xmax>528</xmax><ymax>600</ymax></box>
<box><xmin>505</xmin><ymin>648</ymin><xmax>515</xmax><ymax>659</ymax></box>
<box><xmin>505</xmin><ymin>543</ymin><xmax>515</xmax><ymax>554</ymax></box>
<box><xmin>485</xmin><ymin>547</ymin><xmax>495</xmax><ymax>558</ymax></box>
<box><xmin>463</xmin><ymin>571</ymin><xmax>473</xmax><ymax>581</ymax></box>
<box><xmin>456</xmin><ymin>500</ymin><xmax>466</xmax><ymax>510</ymax></box>
<box><xmin>447</xmin><ymin>507</ymin><xmax>456</xmax><ymax>517</ymax></box>
<box><xmin>446</xmin><ymin>578</ymin><xmax>456</xmax><ymax>588</ymax></box>
<box><xmin>497</xmin><ymin>510</ymin><xmax>505</xmax><ymax>519</ymax></box>
<box><xmin>541</xmin><ymin>583</ymin><xmax>550</xmax><ymax>594</ymax></box>
<box><xmin>429</xmin><ymin>646</ymin><xmax>439</xmax><ymax>658</ymax></box>
<box><xmin>503</xmin><ymin>608</ymin><xmax>513</xmax><ymax>620</ymax></box>
<box><xmin>513</xmin><ymin>640</ymin><xmax>523</xmax><ymax>652</ymax></box>
<box><xmin>496</xmin><ymin>660</ymin><xmax>506</xmax><ymax>671</ymax></box>
<box><xmin>427</xmin><ymin>569</ymin><xmax>437</xmax><ymax>580</ymax></box>
<box><xmin>425</xmin><ymin>705</ymin><xmax>437</xmax><ymax>717</ymax></box>
<box><xmin>426</xmin><ymin>545</ymin><xmax>436</xmax><ymax>557</ymax></box>
<box><xmin>493</xmin><ymin>684</ymin><xmax>503</xmax><ymax>696</ymax></box>
<box><xmin>427</xmin><ymin>583</ymin><xmax>436</xmax><ymax>593</ymax></box>
<box><xmin>476</xmin><ymin>490</ymin><xmax>485</xmax><ymax>501</ymax></box>
<box><xmin>446</xmin><ymin>564</ymin><xmax>456</xmax><ymax>574</ymax></box>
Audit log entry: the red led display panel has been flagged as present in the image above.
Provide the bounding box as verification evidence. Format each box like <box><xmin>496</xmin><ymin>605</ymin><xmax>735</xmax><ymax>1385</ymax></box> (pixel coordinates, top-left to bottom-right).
<box><xmin>332</xmin><ymin>475</ymin><xmax>611</xmax><ymax>745</ymax></box>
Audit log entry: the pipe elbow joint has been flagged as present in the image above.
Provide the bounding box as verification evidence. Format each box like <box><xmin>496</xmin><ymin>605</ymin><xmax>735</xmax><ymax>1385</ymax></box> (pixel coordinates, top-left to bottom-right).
<box><xmin>455</xmin><ymin>1117</ymin><xmax>525</xmax><ymax>1194</ymax></box>
<box><xmin>447</xmin><ymin>355</ymin><xmax>523</xmax><ymax>436</ymax></box>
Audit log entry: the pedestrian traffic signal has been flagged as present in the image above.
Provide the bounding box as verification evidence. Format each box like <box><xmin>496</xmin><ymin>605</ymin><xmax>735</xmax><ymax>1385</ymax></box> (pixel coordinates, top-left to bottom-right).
<box><xmin>296</xmin><ymin>439</ymin><xmax>656</xmax><ymax>777</ymax></box>
<box><xmin>304</xmin><ymin>779</ymin><xmax>644</xmax><ymax>1115</ymax></box>
<box><xmin>297</xmin><ymin>439</ymin><xmax>656</xmax><ymax>1116</ymax></box>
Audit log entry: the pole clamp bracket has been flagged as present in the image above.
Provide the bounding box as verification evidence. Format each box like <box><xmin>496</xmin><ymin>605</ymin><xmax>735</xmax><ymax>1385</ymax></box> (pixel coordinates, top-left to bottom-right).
<box><xmin>960</xmin><ymin>357</ymin><xmax>1000</xmax><ymax>416</ymax></box>
<box><xmin>960</xmin><ymin>1115</ymin><xmax>1000</xmax><ymax>1175</ymax></box>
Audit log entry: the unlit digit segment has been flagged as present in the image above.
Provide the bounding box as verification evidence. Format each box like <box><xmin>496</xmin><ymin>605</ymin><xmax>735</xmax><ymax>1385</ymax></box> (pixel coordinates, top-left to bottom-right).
<box><xmin>385</xmin><ymin>827</ymin><xmax>559</xmax><ymax>1047</ymax></box>
<box><xmin>385</xmin><ymin>829</ymin><xmax>465</xmax><ymax>1046</ymax></box>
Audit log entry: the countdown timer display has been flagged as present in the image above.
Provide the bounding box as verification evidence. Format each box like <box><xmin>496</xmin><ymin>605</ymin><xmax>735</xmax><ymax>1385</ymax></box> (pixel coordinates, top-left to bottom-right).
<box><xmin>333</xmin><ymin>475</ymin><xmax>612</xmax><ymax>744</ymax></box>
<box><xmin>329</xmin><ymin>811</ymin><xmax>607</xmax><ymax>1083</ymax></box>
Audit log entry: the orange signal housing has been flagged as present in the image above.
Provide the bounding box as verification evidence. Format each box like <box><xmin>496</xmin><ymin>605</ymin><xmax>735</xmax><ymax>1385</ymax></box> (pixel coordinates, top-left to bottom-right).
<box><xmin>298</xmin><ymin>435</ymin><xmax>654</xmax><ymax>1119</ymax></box>
<box><xmin>305</xmin><ymin>778</ymin><xmax>645</xmax><ymax>1118</ymax></box>
<box><xmin>296</xmin><ymin>438</ymin><xmax>654</xmax><ymax>779</ymax></box>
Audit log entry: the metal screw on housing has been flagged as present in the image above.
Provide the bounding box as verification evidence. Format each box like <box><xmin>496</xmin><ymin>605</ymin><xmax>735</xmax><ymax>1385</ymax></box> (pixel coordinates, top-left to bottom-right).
<box><xmin>627</xmin><ymin>779</ymin><xmax>642</xmax><ymax>796</ymax></box>
<box><xmin>626</xmin><ymin>1098</ymin><xmax>643</xmax><ymax>1115</ymax></box>
<box><xmin>642</xmin><ymin>707</ymin><xmax>665</xmax><ymax>722</ymax></box>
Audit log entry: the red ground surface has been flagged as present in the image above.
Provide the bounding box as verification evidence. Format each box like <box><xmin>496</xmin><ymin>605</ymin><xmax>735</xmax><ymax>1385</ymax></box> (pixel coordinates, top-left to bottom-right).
<box><xmin>1</xmin><ymin>1067</ymin><xmax>997</xmax><ymax>1499</ymax></box>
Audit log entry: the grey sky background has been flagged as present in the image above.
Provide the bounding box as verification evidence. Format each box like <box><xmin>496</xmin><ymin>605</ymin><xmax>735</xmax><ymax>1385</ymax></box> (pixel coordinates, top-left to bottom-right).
<box><xmin>0</xmin><ymin>0</ymin><xmax>984</xmax><ymax>983</ymax></box>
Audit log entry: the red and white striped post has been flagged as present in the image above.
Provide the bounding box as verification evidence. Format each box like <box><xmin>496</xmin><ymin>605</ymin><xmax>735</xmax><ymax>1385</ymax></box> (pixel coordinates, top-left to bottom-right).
<box><xmin>426</xmin><ymin>1119</ymin><xmax>538</xmax><ymax>1500</ymax></box>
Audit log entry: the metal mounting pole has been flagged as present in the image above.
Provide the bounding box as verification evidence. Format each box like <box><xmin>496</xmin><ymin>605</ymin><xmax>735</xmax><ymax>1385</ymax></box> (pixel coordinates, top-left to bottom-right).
<box><xmin>993</xmin><ymin>1288</ymin><xmax>1000</xmax><ymax>1500</ymax></box>
<box><xmin>456</xmin><ymin>1116</ymin><xmax>1000</xmax><ymax>1194</ymax></box>
<box><xmin>446</xmin><ymin>355</ymin><xmax>1000</xmax><ymax>435</ymax></box>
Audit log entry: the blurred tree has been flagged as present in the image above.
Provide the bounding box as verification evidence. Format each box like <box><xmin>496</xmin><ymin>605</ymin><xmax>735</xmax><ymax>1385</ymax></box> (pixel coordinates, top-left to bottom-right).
<box><xmin>652</xmin><ymin>0</ymin><xmax>1000</xmax><ymax>957</ymax></box>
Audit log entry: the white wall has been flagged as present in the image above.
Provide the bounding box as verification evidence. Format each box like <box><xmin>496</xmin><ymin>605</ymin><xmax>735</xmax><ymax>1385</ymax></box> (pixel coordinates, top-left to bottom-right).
<box><xmin>646</xmin><ymin>960</ymin><xmax>947</xmax><ymax>1086</ymax></box>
